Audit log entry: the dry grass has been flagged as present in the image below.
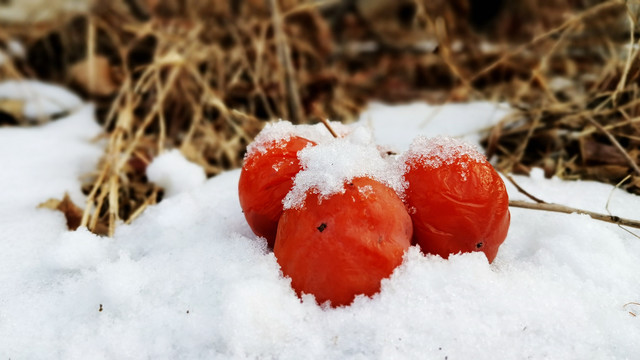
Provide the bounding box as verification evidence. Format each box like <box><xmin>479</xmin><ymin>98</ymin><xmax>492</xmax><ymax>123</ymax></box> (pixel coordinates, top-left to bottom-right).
<box><xmin>1</xmin><ymin>0</ymin><xmax>639</xmax><ymax>235</ymax></box>
<box><xmin>484</xmin><ymin>1</ymin><xmax>640</xmax><ymax>196</ymax></box>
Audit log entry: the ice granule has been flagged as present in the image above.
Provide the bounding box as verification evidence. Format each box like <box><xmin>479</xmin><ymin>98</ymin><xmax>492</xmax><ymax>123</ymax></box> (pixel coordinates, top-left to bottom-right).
<box><xmin>283</xmin><ymin>126</ymin><xmax>405</xmax><ymax>209</ymax></box>
<box><xmin>359</xmin><ymin>185</ymin><xmax>374</xmax><ymax>198</ymax></box>
<box><xmin>400</xmin><ymin>136</ymin><xmax>485</xmax><ymax>172</ymax></box>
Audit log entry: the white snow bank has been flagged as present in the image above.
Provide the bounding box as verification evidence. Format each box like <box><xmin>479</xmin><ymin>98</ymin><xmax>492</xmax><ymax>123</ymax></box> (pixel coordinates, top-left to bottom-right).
<box><xmin>0</xmin><ymin>80</ymin><xmax>83</xmax><ymax>120</ymax></box>
<box><xmin>0</xmin><ymin>90</ymin><xmax>639</xmax><ymax>359</ymax></box>
<box><xmin>146</xmin><ymin>149</ymin><xmax>207</xmax><ymax>198</ymax></box>
<box><xmin>360</xmin><ymin>101</ymin><xmax>511</xmax><ymax>152</ymax></box>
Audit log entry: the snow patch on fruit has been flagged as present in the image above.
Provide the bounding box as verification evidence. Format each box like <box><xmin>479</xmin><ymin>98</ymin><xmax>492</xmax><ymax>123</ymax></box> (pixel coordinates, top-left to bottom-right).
<box><xmin>245</xmin><ymin>120</ymin><xmax>349</xmax><ymax>158</ymax></box>
<box><xmin>401</xmin><ymin>136</ymin><xmax>486</xmax><ymax>172</ymax></box>
<box><xmin>359</xmin><ymin>185</ymin><xmax>374</xmax><ymax>198</ymax></box>
<box><xmin>283</xmin><ymin>126</ymin><xmax>405</xmax><ymax>209</ymax></box>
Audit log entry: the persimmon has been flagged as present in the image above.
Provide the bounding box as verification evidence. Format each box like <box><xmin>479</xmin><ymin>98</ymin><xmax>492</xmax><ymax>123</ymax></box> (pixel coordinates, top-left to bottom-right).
<box><xmin>238</xmin><ymin>136</ymin><xmax>315</xmax><ymax>247</ymax></box>
<box><xmin>274</xmin><ymin>177</ymin><xmax>412</xmax><ymax>306</ymax></box>
<box><xmin>402</xmin><ymin>137</ymin><xmax>510</xmax><ymax>263</ymax></box>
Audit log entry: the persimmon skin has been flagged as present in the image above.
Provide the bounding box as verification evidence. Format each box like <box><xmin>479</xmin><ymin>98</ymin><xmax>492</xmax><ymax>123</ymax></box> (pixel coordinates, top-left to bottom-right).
<box><xmin>274</xmin><ymin>177</ymin><xmax>412</xmax><ymax>307</ymax></box>
<box><xmin>238</xmin><ymin>136</ymin><xmax>315</xmax><ymax>247</ymax></box>
<box><xmin>404</xmin><ymin>152</ymin><xmax>510</xmax><ymax>263</ymax></box>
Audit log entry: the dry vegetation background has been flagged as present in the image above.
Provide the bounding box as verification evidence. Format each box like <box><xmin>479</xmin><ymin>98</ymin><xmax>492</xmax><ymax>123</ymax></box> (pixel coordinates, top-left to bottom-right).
<box><xmin>1</xmin><ymin>0</ymin><xmax>639</xmax><ymax>235</ymax></box>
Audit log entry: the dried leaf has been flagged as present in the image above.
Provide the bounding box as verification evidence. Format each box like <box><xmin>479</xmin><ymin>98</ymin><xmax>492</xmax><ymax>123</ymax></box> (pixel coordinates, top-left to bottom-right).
<box><xmin>580</xmin><ymin>137</ymin><xmax>629</xmax><ymax>166</ymax></box>
<box><xmin>69</xmin><ymin>56</ymin><xmax>119</xmax><ymax>97</ymax></box>
<box><xmin>38</xmin><ymin>193</ymin><xmax>84</xmax><ymax>230</ymax></box>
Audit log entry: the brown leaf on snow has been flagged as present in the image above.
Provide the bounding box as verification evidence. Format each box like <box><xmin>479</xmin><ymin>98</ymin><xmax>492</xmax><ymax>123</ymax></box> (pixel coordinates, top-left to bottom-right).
<box><xmin>38</xmin><ymin>193</ymin><xmax>84</xmax><ymax>230</ymax></box>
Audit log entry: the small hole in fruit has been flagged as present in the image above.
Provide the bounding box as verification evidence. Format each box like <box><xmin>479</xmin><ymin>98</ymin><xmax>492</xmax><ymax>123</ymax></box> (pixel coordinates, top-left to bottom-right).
<box><xmin>476</xmin><ymin>242</ymin><xmax>483</xmax><ymax>249</ymax></box>
<box><xmin>317</xmin><ymin>223</ymin><xmax>327</xmax><ymax>232</ymax></box>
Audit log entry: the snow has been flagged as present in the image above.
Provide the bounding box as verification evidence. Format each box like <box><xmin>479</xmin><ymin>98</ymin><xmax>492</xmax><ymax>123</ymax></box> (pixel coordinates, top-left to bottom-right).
<box><xmin>1</xmin><ymin>82</ymin><xmax>640</xmax><ymax>358</ymax></box>
<box><xmin>402</xmin><ymin>135</ymin><xmax>485</xmax><ymax>168</ymax></box>
<box><xmin>0</xmin><ymin>80</ymin><xmax>84</xmax><ymax>121</ymax></box>
<box><xmin>146</xmin><ymin>149</ymin><xmax>207</xmax><ymax>198</ymax></box>
<box><xmin>360</xmin><ymin>101</ymin><xmax>511</xmax><ymax>153</ymax></box>
<box><xmin>283</xmin><ymin>126</ymin><xmax>405</xmax><ymax>209</ymax></box>
<box><xmin>245</xmin><ymin>120</ymin><xmax>348</xmax><ymax>157</ymax></box>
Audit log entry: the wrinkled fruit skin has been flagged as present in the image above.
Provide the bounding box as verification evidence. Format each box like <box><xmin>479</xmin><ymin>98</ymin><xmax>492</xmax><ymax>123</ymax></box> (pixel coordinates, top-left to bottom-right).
<box><xmin>274</xmin><ymin>177</ymin><xmax>412</xmax><ymax>307</ymax></box>
<box><xmin>404</xmin><ymin>154</ymin><xmax>510</xmax><ymax>263</ymax></box>
<box><xmin>238</xmin><ymin>136</ymin><xmax>315</xmax><ymax>247</ymax></box>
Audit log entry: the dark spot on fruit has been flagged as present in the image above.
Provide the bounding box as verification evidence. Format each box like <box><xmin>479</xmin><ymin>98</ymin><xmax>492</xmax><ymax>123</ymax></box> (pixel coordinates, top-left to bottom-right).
<box><xmin>476</xmin><ymin>242</ymin><xmax>483</xmax><ymax>249</ymax></box>
<box><xmin>348</xmin><ymin>182</ymin><xmax>354</xmax><ymax>186</ymax></box>
<box><xmin>378</xmin><ymin>236</ymin><xmax>383</xmax><ymax>244</ymax></box>
<box><xmin>317</xmin><ymin>223</ymin><xmax>327</xmax><ymax>232</ymax></box>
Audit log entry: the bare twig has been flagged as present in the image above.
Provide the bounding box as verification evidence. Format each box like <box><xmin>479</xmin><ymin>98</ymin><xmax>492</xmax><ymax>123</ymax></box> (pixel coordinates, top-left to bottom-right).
<box><xmin>624</xmin><ymin>302</ymin><xmax>640</xmax><ymax>317</ymax></box>
<box><xmin>605</xmin><ymin>175</ymin><xmax>640</xmax><ymax>239</ymax></box>
<box><xmin>509</xmin><ymin>200</ymin><xmax>640</xmax><ymax>229</ymax></box>
<box><xmin>503</xmin><ymin>173</ymin><xmax>547</xmax><ymax>203</ymax></box>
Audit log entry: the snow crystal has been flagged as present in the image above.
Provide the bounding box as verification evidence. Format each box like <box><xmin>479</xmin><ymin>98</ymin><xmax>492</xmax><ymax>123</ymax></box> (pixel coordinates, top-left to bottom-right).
<box><xmin>146</xmin><ymin>149</ymin><xmax>207</xmax><ymax>198</ymax></box>
<box><xmin>283</xmin><ymin>126</ymin><xmax>405</xmax><ymax>209</ymax></box>
<box><xmin>245</xmin><ymin>120</ymin><xmax>349</xmax><ymax>158</ymax></box>
<box><xmin>401</xmin><ymin>135</ymin><xmax>486</xmax><ymax>172</ymax></box>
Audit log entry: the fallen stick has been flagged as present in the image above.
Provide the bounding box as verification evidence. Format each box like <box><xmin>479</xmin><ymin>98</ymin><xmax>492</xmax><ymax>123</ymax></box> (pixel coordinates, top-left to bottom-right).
<box><xmin>509</xmin><ymin>200</ymin><xmax>640</xmax><ymax>229</ymax></box>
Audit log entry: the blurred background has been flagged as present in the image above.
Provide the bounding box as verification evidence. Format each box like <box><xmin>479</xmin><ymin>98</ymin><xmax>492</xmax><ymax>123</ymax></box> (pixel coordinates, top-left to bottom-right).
<box><xmin>1</xmin><ymin>0</ymin><xmax>639</xmax><ymax>234</ymax></box>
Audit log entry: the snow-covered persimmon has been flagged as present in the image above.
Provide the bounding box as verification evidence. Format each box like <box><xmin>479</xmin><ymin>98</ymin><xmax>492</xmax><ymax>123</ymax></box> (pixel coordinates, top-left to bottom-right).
<box><xmin>402</xmin><ymin>136</ymin><xmax>510</xmax><ymax>263</ymax></box>
<box><xmin>238</xmin><ymin>135</ymin><xmax>315</xmax><ymax>247</ymax></box>
<box><xmin>274</xmin><ymin>177</ymin><xmax>412</xmax><ymax>307</ymax></box>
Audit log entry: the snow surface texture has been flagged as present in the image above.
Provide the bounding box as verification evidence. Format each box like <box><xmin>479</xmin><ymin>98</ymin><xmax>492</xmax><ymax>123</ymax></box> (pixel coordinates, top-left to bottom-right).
<box><xmin>1</xmin><ymin>82</ymin><xmax>640</xmax><ymax>359</ymax></box>
<box><xmin>0</xmin><ymin>80</ymin><xmax>83</xmax><ymax>121</ymax></box>
<box><xmin>281</xmin><ymin>124</ymin><xmax>405</xmax><ymax>209</ymax></box>
<box><xmin>146</xmin><ymin>149</ymin><xmax>206</xmax><ymax>198</ymax></box>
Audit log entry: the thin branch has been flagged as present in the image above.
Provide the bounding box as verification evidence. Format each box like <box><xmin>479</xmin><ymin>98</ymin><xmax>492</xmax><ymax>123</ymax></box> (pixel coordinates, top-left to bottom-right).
<box><xmin>509</xmin><ymin>200</ymin><xmax>640</xmax><ymax>230</ymax></box>
<box><xmin>624</xmin><ymin>302</ymin><xmax>640</xmax><ymax>317</ymax></box>
<box><xmin>605</xmin><ymin>175</ymin><xmax>640</xmax><ymax>239</ymax></box>
<box><xmin>503</xmin><ymin>173</ymin><xmax>547</xmax><ymax>203</ymax></box>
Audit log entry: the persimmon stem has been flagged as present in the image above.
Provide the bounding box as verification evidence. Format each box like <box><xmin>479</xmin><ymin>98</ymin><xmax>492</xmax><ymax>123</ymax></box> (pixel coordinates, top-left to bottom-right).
<box><xmin>320</xmin><ymin>118</ymin><xmax>338</xmax><ymax>138</ymax></box>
